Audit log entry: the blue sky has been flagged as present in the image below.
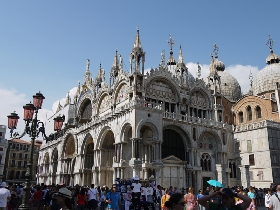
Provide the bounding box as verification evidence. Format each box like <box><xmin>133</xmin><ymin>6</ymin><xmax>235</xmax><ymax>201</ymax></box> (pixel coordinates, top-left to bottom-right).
<box><xmin>1</xmin><ymin>1</ymin><xmax>280</xmax><ymax>139</ymax></box>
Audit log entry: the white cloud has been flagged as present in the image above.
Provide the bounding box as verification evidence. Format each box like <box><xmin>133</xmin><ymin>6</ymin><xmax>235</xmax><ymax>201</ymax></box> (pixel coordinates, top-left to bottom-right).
<box><xmin>186</xmin><ymin>62</ymin><xmax>259</xmax><ymax>94</ymax></box>
<box><xmin>51</xmin><ymin>87</ymin><xmax>77</xmax><ymax>113</ymax></box>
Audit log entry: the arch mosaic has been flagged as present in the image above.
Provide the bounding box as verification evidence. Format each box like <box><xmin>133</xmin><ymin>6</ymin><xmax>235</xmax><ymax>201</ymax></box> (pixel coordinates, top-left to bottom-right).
<box><xmin>98</xmin><ymin>94</ymin><xmax>111</xmax><ymax>114</ymax></box>
<box><xmin>197</xmin><ymin>131</ymin><xmax>222</xmax><ymax>152</ymax></box>
<box><xmin>63</xmin><ymin>134</ymin><xmax>76</xmax><ymax>158</ymax></box>
<box><xmin>96</xmin><ymin>126</ymin><xmax>115</xmax><ymax>150</ymax></box>
<box><xmin>145</xmin><ymin>78</ymin><xmax>180</xmax><ymax>102</ymax></box>
<box><xmin>114</xmin><ymin>83</ymin><xmax>128</xmax><ymax>104</ymax></box>
<box><xmin>189</xmin><ymin>87</ymin><xmax>211</xmax><ymax>108</ymax></box>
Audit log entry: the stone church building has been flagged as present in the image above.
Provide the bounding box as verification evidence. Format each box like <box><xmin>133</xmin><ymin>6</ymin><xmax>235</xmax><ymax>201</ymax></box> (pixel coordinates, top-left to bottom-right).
<box><xmin>37</xmin><ymin>31</ymin><xmax>280</xmax><ymax>190</ymax></box>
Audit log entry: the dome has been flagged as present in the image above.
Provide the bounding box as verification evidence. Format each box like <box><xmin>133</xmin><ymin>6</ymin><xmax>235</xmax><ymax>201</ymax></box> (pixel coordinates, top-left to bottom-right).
<box><xmin>217</xmin><ymin>71</ymin><xmax>242</xmax><ymax>102</ymax></box>
<box><xmin>204</xmin><ymin>67</ymin><xmax>242</xmax><ymax>102</ymax></box>
<box><xmin>252</xmin><ymin>63</ymin><xmax>280</xmax><ymax>95</ymax></box>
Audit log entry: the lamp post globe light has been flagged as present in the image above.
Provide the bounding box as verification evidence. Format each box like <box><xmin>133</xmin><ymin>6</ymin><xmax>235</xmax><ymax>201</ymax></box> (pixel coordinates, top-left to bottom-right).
<box><xmin>7</xmin><ymin>92</ymin><xmax>65</xmax><ymax>210</ymax></box>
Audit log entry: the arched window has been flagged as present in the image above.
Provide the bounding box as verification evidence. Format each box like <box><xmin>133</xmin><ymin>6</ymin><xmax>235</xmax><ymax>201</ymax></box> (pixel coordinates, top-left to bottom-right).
<box><xmin>200</xmin><ymin>153</ymin><xmax>211</xmax><ymax>171</ymax></box>
<box><xmin>247</xmin><ymin>106</ymin><xmax>252</xmax><ymax>121</ymax></box>
<box><xmin>239</xmin><ymin>112</ymin><xmax>244</xmax><ymax>123</ymax></box>
<box><xmin>256</xmin><ymin>106</ymin><xmax>262</xmax><ymax>119</ymax></box>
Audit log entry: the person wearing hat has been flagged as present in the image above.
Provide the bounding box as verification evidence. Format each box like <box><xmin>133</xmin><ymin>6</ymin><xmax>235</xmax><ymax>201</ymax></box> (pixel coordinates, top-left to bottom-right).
<box><xmin>55</xmin><ymin>187</ymin><xmax>73</xmax><ymax>210</ymax></box>
<box><xmin>0</xmin><ymin>182</ymin><xmax>10</xmax><ymax>210</ymax></box>
<box><xmin>198</xmin><ymin>188</ymin><xmax>251</xmax><ymax>210</ymax></box>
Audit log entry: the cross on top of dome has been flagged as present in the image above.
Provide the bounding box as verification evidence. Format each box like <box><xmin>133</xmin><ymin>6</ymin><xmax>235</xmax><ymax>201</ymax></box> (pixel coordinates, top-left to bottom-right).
<box><xmin>213</xmin><ymin>43</ymin><xmax>219</xmax><ymax>58</ymax></box>
<box><xmin>168</xmin><ymin>34</ymin><xmax>175</xmax><ymax>51</ymax></box>
<box><xmin>266</xmin><ymin>35</ymin><xmax>274</xmax><ymax>52</ymax></box>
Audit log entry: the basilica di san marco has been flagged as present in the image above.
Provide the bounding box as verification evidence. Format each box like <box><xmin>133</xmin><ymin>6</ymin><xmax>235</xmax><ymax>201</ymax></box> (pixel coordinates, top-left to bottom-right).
<box><xmin>37</xmin><ymin>30</ymin><xmax>280</xmax><ymax>191</ymax></box>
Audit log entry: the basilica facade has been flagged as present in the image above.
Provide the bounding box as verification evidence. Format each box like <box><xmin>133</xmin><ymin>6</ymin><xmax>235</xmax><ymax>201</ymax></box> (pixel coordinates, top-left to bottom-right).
<box><xmin>37</xmin><ymin>31</ymin><xmax>280</xmax><ymax>190</ymax></box>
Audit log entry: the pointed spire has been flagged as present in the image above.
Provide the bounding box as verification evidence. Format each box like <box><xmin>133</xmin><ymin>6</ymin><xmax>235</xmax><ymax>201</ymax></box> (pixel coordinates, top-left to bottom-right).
<box><xmin>249</xmin><ymin>69</ymin><xmax>253</xmax><ymax>87</ymax></box>
<box><xmin>56</xmin><ymin>101</ymin><xmax>63</xmax><ymax>113</ymax></box>
<box><xmin>167</xmin><ymin>34</ymin><xmax>176</xmax><ymax>66</ymax></box>
<box><xmin>65</xmin><ymin>92</ymin><xmax>71</xmax><ymax>107</ymax></box>
<box><xmin>133</xmin><ymin>27</ymin><xmax>142</xmax><ymax>49</ymax></box>
<box><xmin>112</xmin><ymin>49</ymin><xmax>119</xmax><ymax>67</ymax></box>
<box><xmin>178</xmin><ymin>45</ymin><xmax>184</xmax><ymax>64</ymax></box>
<box><xmin>209</xmin><ymin>53</ymin><xmax>216</xmax><ymax>74</ymax></box>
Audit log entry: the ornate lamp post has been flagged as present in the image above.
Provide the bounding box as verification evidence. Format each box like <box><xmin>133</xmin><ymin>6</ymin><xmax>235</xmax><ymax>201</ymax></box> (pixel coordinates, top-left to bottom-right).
<box><xmin>7</xmin><ymin>92</ymin><xmax>65</xmax><ymax>210</ymax></box>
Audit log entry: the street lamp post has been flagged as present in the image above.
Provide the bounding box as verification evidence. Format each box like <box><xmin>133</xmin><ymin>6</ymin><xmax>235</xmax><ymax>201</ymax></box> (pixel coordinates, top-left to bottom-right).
<box><xmin>7</xmin><ymin>92</ymin><xmax>65</xmax><ymax>210</ymax></box>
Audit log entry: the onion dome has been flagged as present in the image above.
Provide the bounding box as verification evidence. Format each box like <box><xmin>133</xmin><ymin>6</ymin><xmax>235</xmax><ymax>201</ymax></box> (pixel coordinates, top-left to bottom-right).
<box><xmin>214</xmin><ymin>59</ymin><xmax>225</xmax><ymax>71</ymax></box>
<box><xmin>252</xmin><ymin>35</ymin><xmax>280</xmax><ymax>95</ymax></box>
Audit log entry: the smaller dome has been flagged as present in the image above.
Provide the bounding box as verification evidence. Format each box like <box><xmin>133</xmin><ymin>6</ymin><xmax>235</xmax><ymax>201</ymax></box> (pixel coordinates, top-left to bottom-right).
<box><xmin>214</xmin><ymin>59</ymin><xmax>225</xmax><ymax>71</ymax></box>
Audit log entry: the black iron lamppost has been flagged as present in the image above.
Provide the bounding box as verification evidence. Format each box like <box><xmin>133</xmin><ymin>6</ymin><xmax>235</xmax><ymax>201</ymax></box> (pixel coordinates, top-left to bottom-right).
<box><xmin>7</xmin><ymin>92</ymin><xmax>65</xmax><ymax>210</ymax></box>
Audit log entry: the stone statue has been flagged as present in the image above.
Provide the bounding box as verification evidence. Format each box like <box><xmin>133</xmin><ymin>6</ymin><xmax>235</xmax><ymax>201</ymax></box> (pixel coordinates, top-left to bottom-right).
<box><xmin>86</xmin><ymin>59</ymin><xmax>90</xmax><ymax>70</ymax></box>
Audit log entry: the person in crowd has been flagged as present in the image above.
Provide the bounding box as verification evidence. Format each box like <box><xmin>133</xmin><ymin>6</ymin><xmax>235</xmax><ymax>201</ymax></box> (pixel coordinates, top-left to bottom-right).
<box><xmin>55</xmin><ymin>187</ymin><xmax>73</xmax><ymax>210</ymax></box>
<box><xmin>184</xmin><ymin>187</ymin><xmax>196</xmax><ymax>210</ymax></box>
<box><xmin>198</xmin><ymin>188</ymin><xmax>251</xmax><ymax>210</ymax></box>
<box><xmin>157</xmin><ymin>185</ymin><xmax>164</xmax><ymax>205</ymax></box>
<box><xmin>169</xmin><ymin>187</ymin><xmax>174</xmax><ymax>196</ymax></box>
<box><xmin>265</xmin><ymin>189</ymin><xmax>271</xmax><ymax>210</ymax></box>
<box><xmin>209</xmin><ymin>187</ymin><xmax>222</xmax><ymax>204</ymax></box>
<box><xmin>173</xmin><ymin>187</ymin><xmax>180</xmax><ymax>194</ymax></box>
<box><xmin>0</xmin><ymin>182</ymin><xmax>11</xmax><ymax>210</ymax></box>
<box><xmin>100</xmin><ymin>187</ymin><xmax>107</xmax><ymax>210</ymax></box>
<box><xmin>32</xmin><ymin>185</ymin><xmax>43</xmax><ymax>210</ymax></box>
<box><xmin>8</xmin><ymin>185</ymin><xmax>18</xmax><ymax>210</ymax></box>
<box><xmin>77</xmin><ymin>187</ymin><xmax>87</xmax><ymax>210</ymax></box>
<box><xmin>235</xmin><ymin>191</ymin><xmax>256</xmax><ymax>210</ymax></box>
<box><xmin>105</xmin><ymin>184</ymin><xmax>121</xmax><ymax>210</ymax></box>
<box><xmin>164</xmin><ymin>193</ymin><xmax>184</xmax><ymax>210</ymax></box>
<box><xmin>234</xmin><ymin>186</ymin><xmax>242</xmax><ymax>204</ymax></box>
<box><xmin>161</xmin><ymin>188</ymin><xmax>170</xmax><ymax>210</ymax></box>
<box><xmin>247</xmin><ymin>186</ymin><xmax>256</xmax><ymax>207</ymax></box>
<box><xmin>50</xmin><ymin>186</ymin><xmax>60</xmax><ymax>210</ymax></box>
<box><xmin>203</xmin><ymin>187</ymin><xmax>210</xmax><ymax>196</ymax></box>
<box><xmin>196</xmin><ymin>189</ymin><xmax>205</xmax><ymax>210</ymax></box>
<box><xmin>87</xmin><ymin>184</ymin><xmax>99</xmax><ymax>210</ymax></box>
<box><xmin>269</xmin><ymin>183</ymin><xmax>280</xmax><ymax>210</ymax></box>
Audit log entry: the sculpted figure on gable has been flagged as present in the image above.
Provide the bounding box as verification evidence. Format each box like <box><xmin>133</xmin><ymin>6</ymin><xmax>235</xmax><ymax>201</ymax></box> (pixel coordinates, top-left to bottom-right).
<box><xmin>146</xmin><ymin>80</ymin><xmax>177</xmax><ymax>102</ymax></box>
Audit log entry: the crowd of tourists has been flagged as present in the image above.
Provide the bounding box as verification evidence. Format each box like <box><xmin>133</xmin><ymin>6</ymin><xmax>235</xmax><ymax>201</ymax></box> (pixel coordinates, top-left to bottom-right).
<box><xmin>0</xmin><ymin>182</ymin><xmax>279</xmax><ymax>210</ymax></box>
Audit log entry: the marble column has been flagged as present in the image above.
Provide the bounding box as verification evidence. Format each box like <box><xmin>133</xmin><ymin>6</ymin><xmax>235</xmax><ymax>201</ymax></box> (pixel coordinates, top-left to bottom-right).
<box><xmin>239</xmin><ymin>165</ymin><xmax>250</xmax><ymax>188</ymax></box>
<box><xmin>143</xmin><ymin>168</ymin><xmax>148</xmax><ymax>180</ymax></box>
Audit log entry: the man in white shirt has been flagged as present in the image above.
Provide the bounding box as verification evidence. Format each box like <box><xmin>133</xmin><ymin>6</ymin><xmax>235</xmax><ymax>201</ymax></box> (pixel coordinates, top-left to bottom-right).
<box><xmin>87</xmin><ymin>184</ymin><xmax>99</xmax><ymax>210</ymax></box>
<box><xmin>0</xmin><ymin>182</ymin><xmax>11</xmax><ymax>210</ymax></box>
<box><xmin>269</xmin><ymin>184</ymin><xmax>280</xmax><ymax>210</ymax></box>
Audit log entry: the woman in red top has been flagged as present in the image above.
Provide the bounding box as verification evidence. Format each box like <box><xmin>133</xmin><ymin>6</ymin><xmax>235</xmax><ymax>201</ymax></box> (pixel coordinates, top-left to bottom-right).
<box><xmin>77</xmin><ymin>188</ymin><xmax>87</xmax><ymax>210</ymax></box>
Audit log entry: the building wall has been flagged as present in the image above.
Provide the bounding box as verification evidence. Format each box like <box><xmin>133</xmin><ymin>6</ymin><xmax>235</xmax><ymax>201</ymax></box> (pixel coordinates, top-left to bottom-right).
<box><xmin>4</xmin><ymin>139</ymin><xmax>40</xmax><ymax>183</ymax></box>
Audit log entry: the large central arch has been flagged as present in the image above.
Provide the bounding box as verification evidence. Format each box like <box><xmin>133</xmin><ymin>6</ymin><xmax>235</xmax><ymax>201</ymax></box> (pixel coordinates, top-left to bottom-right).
<box><xmin>162</xmin><ymin>126</ymin><xmax>191</xmax><ymax>161</ymax></box>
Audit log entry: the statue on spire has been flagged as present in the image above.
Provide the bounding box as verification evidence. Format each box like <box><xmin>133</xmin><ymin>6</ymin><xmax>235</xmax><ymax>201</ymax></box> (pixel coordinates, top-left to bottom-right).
<box><xmin>160</xmin><ymin>50</ymin><xmax>165</xmax><ymax>66</ymax></box>
<box><xmin>86</xmin><ymin>59</ymin><xmax>90</xmax><ymax>71</ymax></box>
<box><xmin>197</xmin><ymin>62</ymin><xmax>201</xmax><ymax>79</ymax></box>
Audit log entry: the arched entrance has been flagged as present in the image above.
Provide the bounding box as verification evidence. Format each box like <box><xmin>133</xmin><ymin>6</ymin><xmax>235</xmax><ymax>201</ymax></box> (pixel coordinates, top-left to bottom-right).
<box><xmin>161</xmin><ymin>127</ymin><xmax>190</xmax><ymax>189</ymax></box>
<box><xmin>100</xmin><ymin>130</ymin><xmax>115</xmax><ymax>187</ymax></box>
